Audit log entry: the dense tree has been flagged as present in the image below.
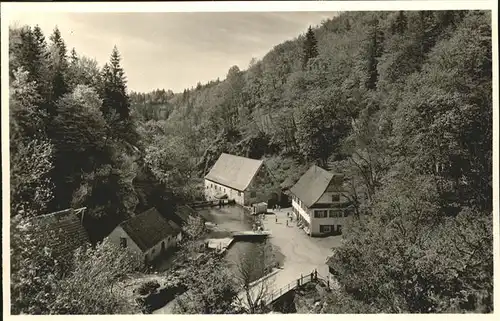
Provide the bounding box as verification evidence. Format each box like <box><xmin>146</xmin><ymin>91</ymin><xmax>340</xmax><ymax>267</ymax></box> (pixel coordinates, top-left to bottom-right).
<box><xmin>10</xmin><ymin>217</ymin><xmax>142</xmax><ymax>314</ymax></box>
<box><xmin>302</xmin><ymin>26</ymin><xmax>319</xmax><ymax>70</ymax></box>
<box><xmin>100</xmin><ymin>46</ymin><xmax>139</xmax><ymax>145</ymax></box>
<box><xmin>128</xmin><ymin>10</ymin><xmax>491</xmax><ymax>313</ymax></box>
<box><xmin>48</xmin><ymin>26</ymin><xmax>69</xmax><ymax>104</ymax></box>
<box><xmin>9</xmin><ymin>67</ymin><xmax>54</xmax><ymax>218</ymax></box>
<box><xmin>364</xmin><ymin>18</ymin><xmax>384</xmax><ymax>90</ymax></box>
<box><xmin>174</xmin><ymin>253</ymin><xmax>239</xmax><ymax>314</ymax></box>
<box><xmin>10</xmin><ymin>10</ymin><xmax>492</xmax><ymax>314</ymax></box>
<box><xmin>9</xmin><ymin>23</ymin><xmax>147</xmax><ymax>315</ymax></box>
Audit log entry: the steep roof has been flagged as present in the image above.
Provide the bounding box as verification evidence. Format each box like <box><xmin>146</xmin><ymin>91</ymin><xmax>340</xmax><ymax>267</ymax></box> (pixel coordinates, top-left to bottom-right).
<box><xmin>33</xmin><ymin>207</ymin><xmax>89</xmax><ymax>258</ymax></box>
<box><xmin>205</xmin><ymin>153</ymin><xmax>263</xmax><ymax>191</ymax></box>
<box><xmin>120</xmin><ymin>207</ymin><xmax>181</xmax><ymax>252</ymax></box>
<box><xmin>175</xmin><ymin>205</ymin><xmax>197</xmax><ymax>224</ymax></box>
<box><xmin>289</xmin><ymin>165</ymin><xmax>341</xmax><ymax>208</ymax></box>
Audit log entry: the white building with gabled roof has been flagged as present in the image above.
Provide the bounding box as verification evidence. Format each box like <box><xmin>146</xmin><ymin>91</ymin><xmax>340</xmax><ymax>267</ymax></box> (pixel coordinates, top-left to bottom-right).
<box><xmin>290</xmin><ymin>165</ymin><xmax>352</xmax><ymax>236</ymax></box>
<box><xmin>204</xmin><ymin>153</ymin><xmax>275</xmax><ymax>206</ymax></box>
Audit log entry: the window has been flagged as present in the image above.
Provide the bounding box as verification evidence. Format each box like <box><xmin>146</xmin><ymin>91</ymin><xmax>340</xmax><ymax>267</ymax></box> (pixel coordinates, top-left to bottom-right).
<box><xmin>250</xmin><ymin>191</ymin><xmax>256</xmax><ymax>197</ymax></box>
<box><xmin>211</xmin><ymin>184</ymin><xmax>213</xmax><ymax>188</ymax></box>
<box><xmin>329</xmin><ymin>210</ymin><xmax>342</xmax><ymax>218</ymax></box>
<box><xmin>337</xmin><ymin>225</ymin><xmax>342</xmax><ymax>233</ymax></box>
<box><xmin>120</xmin><ymin>237</ymin><xmax>127</xmax><ymax>248</ymax></box>
<box><xmin>314</xmin><ymin>210</ymin><xmax>328</xmax><ymax>218</ymax></box>
<box><xmin>320</xmin><ymin>225</ymin><xmax>331</xmax><ymax>233</ymax></box>
<box><xmin>238</xmin><ymin>191</ymin><xmax>241</xmax><ymax>196</ymax></box>
<box><xmin>344</xmin><ymin>211</ymin><xmax>349</xmax><ymax>217</ymax></box>
<box><xmin>331</xmin><ymin>194</ymin><xmax>340</xmax><ymax>202</ymax></box>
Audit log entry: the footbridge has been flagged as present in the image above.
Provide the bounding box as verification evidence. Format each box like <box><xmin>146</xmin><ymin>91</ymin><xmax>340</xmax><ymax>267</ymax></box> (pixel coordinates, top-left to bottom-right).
<box><xmin>235</xmin><ymin>268</ymin><xmax>331</xmax><ymax>311</ymax></box>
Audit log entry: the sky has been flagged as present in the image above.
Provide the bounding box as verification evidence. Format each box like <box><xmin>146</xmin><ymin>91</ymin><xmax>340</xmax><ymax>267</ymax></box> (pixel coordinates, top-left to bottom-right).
<box><xmin>7</xmin><ymin>11</ymin><xmax>336</xmax><ymax>93</ymax></box>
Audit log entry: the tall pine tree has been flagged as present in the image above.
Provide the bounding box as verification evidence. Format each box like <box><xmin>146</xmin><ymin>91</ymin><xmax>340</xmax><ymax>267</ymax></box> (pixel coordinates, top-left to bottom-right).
<box><xmin>101</xmin><ymin>46</ymin><xmax>130</xmax><ymax>120</ymax></box>
<box><xmin>302</xmin><ymin>26</ymin><xmax>319</xmax><ymax>70</ymax></box>
<box><xmin>364</xmin><ymin>19</ymin><xmax>384</xmax><ymax>90</ymax></box>
<box><xmin>48</xmin><ymin>26</ymin><xmax>69</xmax><ymax>106</ymax></box>
<box><xmin>100</xmin><ymin>46</ymin><xmax>139</xmax><ymax>145</ymax></box>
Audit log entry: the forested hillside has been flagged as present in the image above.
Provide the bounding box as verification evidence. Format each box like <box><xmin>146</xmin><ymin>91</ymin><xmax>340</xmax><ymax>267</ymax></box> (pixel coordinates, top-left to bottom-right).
<box><xmin>9</xmin><ymin>10</ymin><xmax>492</xmax><ymax>314</ymax></box>
<box><xmin>130</xmin><ymin>11</ymin><xmax>493</xmax><ymax>312</ymax></box>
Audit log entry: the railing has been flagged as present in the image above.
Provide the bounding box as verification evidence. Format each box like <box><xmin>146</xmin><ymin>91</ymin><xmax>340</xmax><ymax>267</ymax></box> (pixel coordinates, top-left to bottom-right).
<box><xmin>237</xmin><ymin>269</ymin><xmax>336</xmax><ymax>310</ymax></box>
<box><xmin>188</xmin><ymin>199</ymin><xmax>235</xmax><ymax>208</ymax></box>
<box><xmin>265</xmin><ymin>270</ymin><xmax>316</xmax><ymax>305</ymax></box>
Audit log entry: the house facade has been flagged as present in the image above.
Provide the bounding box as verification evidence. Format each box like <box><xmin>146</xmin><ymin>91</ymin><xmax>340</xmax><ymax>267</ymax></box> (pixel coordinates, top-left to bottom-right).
<box><xmin>107</xmin><ymin>207</ymin><xmax>182</xmax><ymax>265</ymax></box>
<box><xmin>290</xmin><ymin>165</ymin><xmax>352</xmax><ymax>237</ymax></box>
<box><xmin>204</xmin><ymin>153</ymin><xmax>275</xmax><ymax>206</ymax></box>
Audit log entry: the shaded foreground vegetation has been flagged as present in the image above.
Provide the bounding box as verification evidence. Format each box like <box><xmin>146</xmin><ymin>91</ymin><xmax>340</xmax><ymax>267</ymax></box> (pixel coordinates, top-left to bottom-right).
<box><xmin>9</xmin><ymin>10</ymin><xmax>492</xmax><ymax>314</ymax></box>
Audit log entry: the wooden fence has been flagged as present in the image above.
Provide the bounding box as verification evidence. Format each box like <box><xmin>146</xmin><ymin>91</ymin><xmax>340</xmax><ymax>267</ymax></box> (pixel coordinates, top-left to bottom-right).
<box><xmin>264</xmin><ymin>270</ymin><xmax>334</xmax><ymax>306</ymax></box>
<box><xmin>188</xmin><ymin>199</ymin><xmax>235</xmax><ymax>208</ymax></box>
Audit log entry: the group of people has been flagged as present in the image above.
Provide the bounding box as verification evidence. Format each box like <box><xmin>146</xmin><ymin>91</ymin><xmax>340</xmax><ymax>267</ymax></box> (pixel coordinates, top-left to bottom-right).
<box><xmin>271</xmin><ymin>210</ymin><xmax>295</xmax><ymax>227</ymax></box>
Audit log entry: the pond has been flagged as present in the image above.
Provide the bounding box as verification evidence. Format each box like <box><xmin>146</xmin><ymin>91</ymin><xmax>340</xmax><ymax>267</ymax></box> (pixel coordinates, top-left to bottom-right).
<box><xmin>199</xmin><ymin>205</ymin><xmax>284</xmax><ymax>283</ymax></box>
<box><xmin>151</xmin><ymin>205</ymin><xmax>284</xmax><ymax>314</ymax></box>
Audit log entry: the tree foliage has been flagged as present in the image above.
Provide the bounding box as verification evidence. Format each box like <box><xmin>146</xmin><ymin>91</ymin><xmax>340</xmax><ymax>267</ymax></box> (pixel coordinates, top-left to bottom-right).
<box><xmin>129</xmin><ymin>11</ymin><xmax>492</xmax><ymax>313</ymax></box>
<box><xmin>174</xmin><ymin>253</ymin><xmax>239</xmax><ymax>314</ymax></box>
<box><xmin>9</xmin><ymin>10</ymin><xmax>492</xmax><ymax>314</ymax></box>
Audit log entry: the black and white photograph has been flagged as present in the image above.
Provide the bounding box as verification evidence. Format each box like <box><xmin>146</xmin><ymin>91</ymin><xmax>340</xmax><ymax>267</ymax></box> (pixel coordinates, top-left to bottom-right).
<box><xmin>1</xmin><ymin>0</ymin><xmax>497</xmax><ymax>316</ymax></box>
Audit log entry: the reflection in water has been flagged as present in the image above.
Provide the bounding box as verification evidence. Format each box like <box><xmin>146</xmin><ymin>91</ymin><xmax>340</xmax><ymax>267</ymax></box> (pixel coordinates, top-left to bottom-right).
<box><xmin>199</xmin><ymin>205</ymin><xmax>283</xmax><ymax>283</ymax></box>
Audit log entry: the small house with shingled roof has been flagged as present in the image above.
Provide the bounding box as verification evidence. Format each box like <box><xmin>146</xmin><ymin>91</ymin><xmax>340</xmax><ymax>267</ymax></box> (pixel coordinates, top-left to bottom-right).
<box><xmin>107</xmin><ymin>207</ymin><xmax>182</xmax><ymax>265</ymax></box>
<box><xmin>32</xmin><ymin>207</ymin><xmax>90</xmax><ymax>260</ymax></box>
<box><xmin>290</xmin><ymin>165</ymin><xmax>352</xmax><ymax>236</ymax></box>
<box><xmin>204</xmin><ymin>153</ymin><xmax>275</xmax><ymax>206</ymax></box>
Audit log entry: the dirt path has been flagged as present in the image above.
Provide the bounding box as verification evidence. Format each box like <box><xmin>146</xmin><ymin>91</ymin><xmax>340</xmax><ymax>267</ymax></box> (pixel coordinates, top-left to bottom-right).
<box><xmin>263</xmin><ymin>207</ymin><xmax>342</xmax><ymax>277</ymax></box>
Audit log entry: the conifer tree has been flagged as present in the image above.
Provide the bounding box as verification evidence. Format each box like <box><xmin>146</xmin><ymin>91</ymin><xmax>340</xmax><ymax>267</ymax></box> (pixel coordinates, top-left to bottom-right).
<box><xmin>365</xmin><ymin>19</ymin><xmax>384</xmax><ymax>90</ymax></box>
<box><xmin>32</xmin><ymin>25</ymin><xmax>52</xmax><ymax>104</ymax></box>
<box><xmin>16</xmin><ymin>27</ymin><xmax>38</xmax><ymax>82</ymax></box>
<box><xmin>48</xmin><ymin>26</ymin><xmax>69</xmax><ymax>104</ymax></box>
<box><xmin>70</xmin><ymin>47</ymin><xmax>78</xmax><ymax>65</ymax></box>
<box><xmin>302</xmin><ymin>26</ymin><xmax>319</xmax><ymax>70</ymax></box>
<box><xmin>391</xmin><ymin>11</ymin><xmax>408</xmax><ymax>35</ymax></box>
<box><xmin>101</xmin><ymin>46</ymin><xmax>131</xmax><ymax>121</ymax></box>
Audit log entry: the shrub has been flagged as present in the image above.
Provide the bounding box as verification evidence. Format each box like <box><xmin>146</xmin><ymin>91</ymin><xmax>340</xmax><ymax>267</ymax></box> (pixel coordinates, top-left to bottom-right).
<box><xmin>137</xmin><ymin>280</ymin><xmax>161</xmax><ymax>296</ymax></box>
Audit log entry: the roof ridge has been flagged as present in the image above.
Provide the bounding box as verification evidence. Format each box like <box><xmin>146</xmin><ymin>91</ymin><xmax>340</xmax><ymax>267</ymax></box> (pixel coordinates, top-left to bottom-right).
<box><xmin>121</xmin><ymin>207</ymin><xmax>163</xmax><ymax>226</ymax></box>
<box><xmin>309</xmin><ymin>166</ymin><xmax>334</xmax><ymax>205</ymax></box>
<box><xmin>221</xmin><ymin>152</ymin><xmax>263</xmax><ymax>162</ymax></box>
<box><xmin>205</xmin><ymin>153</ymin><xmax>264</xmax><ymax>191</ymax></box>
<box><xmin>290</xmin><ymin>164</ymin><xmax>336</xmax><ymax>207</ymax></box>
